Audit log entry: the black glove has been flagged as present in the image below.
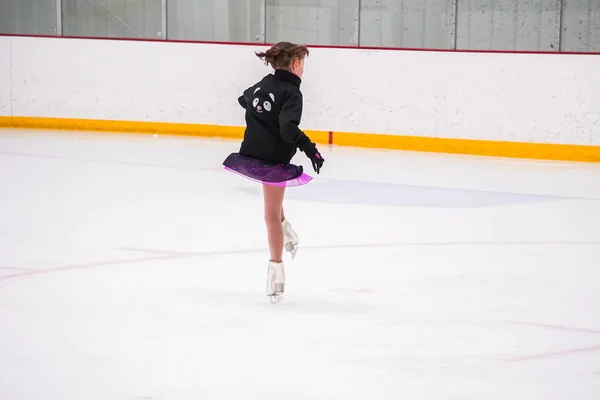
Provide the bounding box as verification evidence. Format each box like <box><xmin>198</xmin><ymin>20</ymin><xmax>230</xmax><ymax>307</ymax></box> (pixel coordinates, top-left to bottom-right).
<box><xmin>303</xmin><ymin>143</ymin><xmax>324</xmax><ymax>174</ymax></box>
<box><xmin>310</xmin><ymin>151</ymin><xmax>324</xmax><ymax>174</ymax></box>
<box><xmin>298</xmin><ymin>135</ymin><xmax>325</xmax><ymax>174</ymax></box>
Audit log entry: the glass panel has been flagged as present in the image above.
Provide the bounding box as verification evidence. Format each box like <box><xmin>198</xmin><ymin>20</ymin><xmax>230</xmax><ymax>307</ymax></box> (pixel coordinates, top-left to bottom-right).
<box><xmin>266</xmin><ymin>0</ymin><xmax>359</xmax><ymax>46</ymax></box>
<box><xmin>561</xmin><ymin>0</ymin><xmax>600</xmax><ymax>52</ymax></box>
<box><xmin>0</xmin><ymin>0</ymin><xmax>57</xmax><ymax>35</ymax></box>
<box><xmin>167</xmin><ymin>0</ymin><xmax>265</xmax><ymax>42</ymax></box>
<box><xmin>62</xmin><ymin>0</ymin><xmax>162</xmax><ymax>39</ymax></box>
<box><xmin>359</xmin><ymin>0</ymin><xmax>456</xmax><ymax>49</ymax></box>
<box><xmin>456</xmin><ymin>0</ymin><xmax>561</xmax><ymax>51</ymax></box>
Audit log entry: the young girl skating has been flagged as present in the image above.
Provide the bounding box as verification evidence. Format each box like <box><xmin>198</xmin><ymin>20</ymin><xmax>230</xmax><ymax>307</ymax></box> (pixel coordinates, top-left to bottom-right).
<box><xmin>223</xmin><ymin>42</ymin><xmax>324</xmax><ymax>302</ymax></box>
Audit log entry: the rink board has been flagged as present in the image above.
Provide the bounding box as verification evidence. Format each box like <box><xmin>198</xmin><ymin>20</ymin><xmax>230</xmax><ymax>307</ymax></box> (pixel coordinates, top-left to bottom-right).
<box><xmin>0</xmin><ymin>116</ymin><xmax>599</xmax><ymax>163</ymax></box>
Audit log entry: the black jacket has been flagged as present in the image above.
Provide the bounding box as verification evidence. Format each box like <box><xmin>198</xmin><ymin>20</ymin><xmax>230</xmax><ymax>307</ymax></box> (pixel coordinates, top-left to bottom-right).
<box><xmin>237</xmin><ymin>69</ymin><xmax>317</xmax><ymax>165</ymax></box>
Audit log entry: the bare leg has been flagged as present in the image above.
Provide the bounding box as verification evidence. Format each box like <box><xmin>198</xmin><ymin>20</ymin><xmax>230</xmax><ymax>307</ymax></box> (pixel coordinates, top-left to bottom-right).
<box><xmin>263</xmin><ymin>184</ymin><xmax>286</xmax><ymax>262</ymax></box>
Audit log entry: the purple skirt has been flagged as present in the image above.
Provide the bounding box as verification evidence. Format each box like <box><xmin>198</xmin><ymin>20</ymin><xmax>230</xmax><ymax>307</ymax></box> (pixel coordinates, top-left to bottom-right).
<box><xmin>223</xmin><ymin>153</ymin><xmax>312</xmax><ymax>187</ymax></box>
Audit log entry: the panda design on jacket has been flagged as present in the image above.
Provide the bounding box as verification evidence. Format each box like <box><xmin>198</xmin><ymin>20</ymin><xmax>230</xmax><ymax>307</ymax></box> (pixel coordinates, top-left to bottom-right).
<box><xmin>237</xmin><ymin>68</ymin><xmax>317</xmax><ymax>166</ymax></box>
<box><xmin>252</xmin><ymin>87</ymin><xmax>275</xmax><ymax>114</ymax></box>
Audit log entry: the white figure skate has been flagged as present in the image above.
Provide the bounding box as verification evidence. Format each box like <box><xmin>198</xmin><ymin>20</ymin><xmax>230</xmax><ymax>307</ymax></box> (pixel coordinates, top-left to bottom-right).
<box><xmin>282</xmin><ymin>218</ymin><xmax>299</xmax><ymax>259</ymax></box>
<box><xmin>266</xmin><ymin>260</ymin><xmax>285</xmax><ymax>303</ymax></box>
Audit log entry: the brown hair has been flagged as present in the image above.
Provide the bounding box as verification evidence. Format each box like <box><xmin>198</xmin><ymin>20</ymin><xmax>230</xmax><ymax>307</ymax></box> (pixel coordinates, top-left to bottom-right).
<box><xmin>256</xmin><ymin>42</ymin><xmax>309</xmax><ymax>70</ymax></box>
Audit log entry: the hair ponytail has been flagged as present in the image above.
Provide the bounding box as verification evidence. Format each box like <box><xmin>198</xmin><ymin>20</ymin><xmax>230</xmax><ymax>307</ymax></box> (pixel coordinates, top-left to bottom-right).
<box><xmin>256</xmin><ymin>42</ymin><xmax>309</xmax><ymax>70</ymax></box>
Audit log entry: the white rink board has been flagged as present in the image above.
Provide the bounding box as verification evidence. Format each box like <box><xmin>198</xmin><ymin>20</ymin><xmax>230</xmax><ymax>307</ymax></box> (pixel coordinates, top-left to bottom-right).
<box><xmin>5</xmin><ymin>35</ymin><xmax>600</xmax><ymax>145</ymax></box>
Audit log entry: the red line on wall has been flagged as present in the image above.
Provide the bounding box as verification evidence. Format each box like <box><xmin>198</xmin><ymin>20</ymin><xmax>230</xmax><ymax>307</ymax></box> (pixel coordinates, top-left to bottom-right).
<box><xmin>328</xmin><ymin>131</ymin><xmax>333</xmax><ymax>145</ymax></box>
<box><xmin>1</xmin><ymin>33</ymin><xmax>599</xmax><ymax>56</ymax></box>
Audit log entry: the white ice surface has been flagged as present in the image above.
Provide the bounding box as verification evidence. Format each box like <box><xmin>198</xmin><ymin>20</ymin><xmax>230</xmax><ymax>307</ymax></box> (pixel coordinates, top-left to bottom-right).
<box><xmin>1</xmin><ymin>129</ymin><xmax>599</xmax><ymax>400</ymax></box>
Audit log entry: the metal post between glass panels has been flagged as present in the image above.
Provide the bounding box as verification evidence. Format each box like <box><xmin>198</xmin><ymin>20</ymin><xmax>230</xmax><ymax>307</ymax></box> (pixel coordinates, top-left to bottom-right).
<box><xmin>55</xmin><ymin>0</ymin><xmax>62</xmax><ymax>36</ymax></box>
<box><xmin>261</xmin><ymin>0</ymin><xmax>267</xmax><ymax>43</ymax></box>
<box><xmin>161</xmin><ymin>0</ymin><xmax>167</xmax><ymax>40</ymax></box>
<box><xmin>558</xmin><ymin>0</ymin><xmax>564</xmax><ymax>51</ymax></box>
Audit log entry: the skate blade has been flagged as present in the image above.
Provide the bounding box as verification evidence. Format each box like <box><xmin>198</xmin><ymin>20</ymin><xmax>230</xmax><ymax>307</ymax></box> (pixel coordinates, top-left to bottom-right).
<box><xmin>268</xmin><ymin>283</ymin><xmax>284</xmax><ymax>303</ymax></box>
<box><xmin>285</xmin><ymin>242</ymin><xmax>298</xmax><ymax>260</ymax></box>
<box><xmin>269</xmin><ymin>293</ymin><xmax>284</xmax><ymax>304</ymax></box>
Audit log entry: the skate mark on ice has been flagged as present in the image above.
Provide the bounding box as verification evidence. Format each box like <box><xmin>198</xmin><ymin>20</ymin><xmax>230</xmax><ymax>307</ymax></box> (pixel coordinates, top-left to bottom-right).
<box><xmin>122</xmin><ymin>240</ymin><xmax>600</xmax><ymax>258</ymax></box>
<box><xmin>0</xmin><ymin>254</ymin><xmax>186</xmax><ymax>282</ymax></box>
<box><xmin>0</xmin><ymin>151</ymin><xmax>220</xmax><ymax>173</ymax></box>
<box><xmin>0</xmin><ymin>266</ymin><xmax>34</xmax><ymax>272</ymax></box>
<box><xmin>329</xmin><ymin>288</ymin><xmax>376</xmax><ymax>294</ymax></box>
<box><xmin>506</xmin><ymin>345</ymin><xmax>600</xmax><ymax>363</ymax></box>
<box><xmin>264</xmin><ymin>298</ymin><xmax>376</xmax><ymax>314</ymax></box>
<box><xmin>120</xmin><ymin>247</ymin><xmax>187</xmax><ymax>256</ymax></box>
<box><xmin>508</xmin><ymin>320</ymin><xmax>600</xmax><ymax>335</ymax></box>
<box><xmin>506</xmin><ymin>321</ymin><xmax>600</xmax><ymax>363</ymax></box>
<box><xmin>3</xmin><ymin>240</ymin><xmax>598</xmax><ymax>285</ymax></box>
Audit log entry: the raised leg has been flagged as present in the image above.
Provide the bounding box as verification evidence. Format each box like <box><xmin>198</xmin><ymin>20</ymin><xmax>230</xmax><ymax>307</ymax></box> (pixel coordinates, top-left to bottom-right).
<box><xmin>282</xmin><ymin>217</ymin><xmax>299</xmax><ymax>259</ymax></box>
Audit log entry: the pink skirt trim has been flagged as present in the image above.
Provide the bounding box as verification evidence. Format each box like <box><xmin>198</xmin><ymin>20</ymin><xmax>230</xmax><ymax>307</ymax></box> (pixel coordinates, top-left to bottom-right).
<box><xmin>224</xmin><ymin>166</ymin><xmax>313</xmax><ymax>187</ymax></box>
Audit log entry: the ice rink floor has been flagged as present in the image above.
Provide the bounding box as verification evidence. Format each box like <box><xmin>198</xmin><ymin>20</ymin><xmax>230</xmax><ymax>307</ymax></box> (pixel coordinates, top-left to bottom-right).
<box><xmin>1</xmin><ymin>128</ymin><xmax>599</xmax><ymax>400</ymax></box>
